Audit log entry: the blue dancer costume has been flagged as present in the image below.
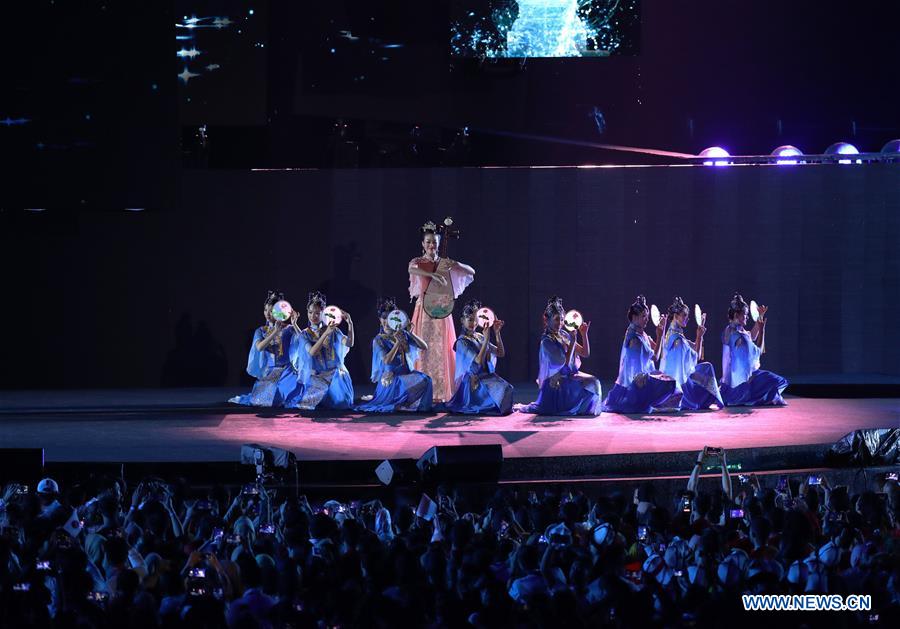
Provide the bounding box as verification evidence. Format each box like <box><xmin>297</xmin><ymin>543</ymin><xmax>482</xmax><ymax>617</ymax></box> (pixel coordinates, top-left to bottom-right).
<box><xmin>291</xmin><ymin>292</ymin><xmax>355</xmax><ymax>410</ymax></box>
<box><xmin>603</xmin><ymin>295</ymin><xmax>677</xmax><ymax>414</ymax></box>
<box><xmin>356</xmin><ymin>298</ymin><xmax>433</xmax><ymax>413</ymax></box>
<box><xmin>229</xmin><ymin>291</ymin><xmax>304</xmax><ymax>408</ymax></box>
<box><xmin>720</xmin><ymin>293</ymin><xmax>788</xmax><ymax>406</ymax></box>
<box><xmin>445</xmin><ymin>301</ymin><xmax>514</xmax><ymax>415</ymax></box>
<box><xmin>658</xmin><ymin>297</ymin><xmax>724</xmax><ymax>410</ymax></box>
<box><xmin>518</xmin><ymin>297</ymin><xmax>601</xmax><ymax>416</ymax></box>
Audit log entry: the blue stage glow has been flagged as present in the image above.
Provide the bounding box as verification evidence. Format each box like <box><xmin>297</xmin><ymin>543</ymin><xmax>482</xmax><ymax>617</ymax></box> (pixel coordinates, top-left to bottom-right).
<box><xmin>1</xmin><ymin>117</ymin><xmax>31</xmax><ymax>126</ymax></box>
<box><xmin>176</xmin><ymin>47</ymin><xmax>202</xmax><ymax>59</ymax></box>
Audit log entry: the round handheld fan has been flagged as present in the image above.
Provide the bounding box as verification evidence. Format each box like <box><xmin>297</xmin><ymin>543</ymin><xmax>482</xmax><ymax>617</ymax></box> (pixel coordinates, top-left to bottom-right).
<box><xmin>323</xmin><ymin>305</ymin><xmax>343</xmax><ymax>326</ymax></box>
<box><xmin>387</xmin><ymin>309</ymin><xmax>409</xmax><ymax>331</ymax></box>
<box><xmin>749</xmin><ymin>300</ymin><xmax>760</xmax><ymax>322</ymax></box>
<box><xmin>271</xmin><ymin>300</ymin><xmax>293</xmax><ymax>322</ymax></box>
<box><xmin>475</xmin><ymin>307</ymin><xmax>495</xmax><ymax>329</ymax></box>
<box><xmin>564</xmin><ymin>309</ymin><xmax>583</xmax><ymax>331</ymax></box>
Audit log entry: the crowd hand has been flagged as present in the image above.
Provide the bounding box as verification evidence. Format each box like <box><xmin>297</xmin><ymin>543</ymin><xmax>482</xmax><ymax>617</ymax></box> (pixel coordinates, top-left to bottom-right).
<box><xmin>587</xmin><ymin>504</ymin><xmax>599</xmax><ymax>527</ymax></box>
<box><xmin>439</xmin><ymin>495</ymin><xmax>459</xmax><ymax>518</ymax></box>
<box><xmin>207</xmin><ymin>551</ymin><xmax>224</xmax><ymax>574</ymax></box>
<box><xmin>184</xmin><ymin>550</ymin><xmax>205</xmax><ymax>571</ymax></box>
<box><xmin>224</xmin><ymin>494</ymin><xmax>242</xmax><ymax>519</ymax></box>
<box><xmin>130</xmin><ymin>482</ymin><xmax>145</xmax><ymax>509</ymax></box>
<box><xmin>480</xmin><ymin>508</ymin><xmax>493</xmax><ymax>533</ymax></box>
<box><xmin>3</xmin><ymin>484</ymin><xmax>21</xmax><ymax>502</ymax></box>
<box><xmin>749</xmin><ymin>473</ymin><xmax>762</xmax><ymax>493</ymax></box>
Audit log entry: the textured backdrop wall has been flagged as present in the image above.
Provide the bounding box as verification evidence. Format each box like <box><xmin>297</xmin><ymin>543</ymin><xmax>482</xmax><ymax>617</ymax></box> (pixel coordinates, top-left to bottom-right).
<box><xmin>2</xmin><ymin>165</ymin><xmax>898</xmax><ymax>389</ymax></box>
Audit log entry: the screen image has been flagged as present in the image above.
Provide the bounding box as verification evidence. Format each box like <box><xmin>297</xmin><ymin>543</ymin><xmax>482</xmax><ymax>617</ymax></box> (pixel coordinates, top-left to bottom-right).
<box><xmin>451</xmin><ymin>0</ymin><xmax>640</xmax><ymax>58</ymax></box>
<box><xmin>176</xmin><ymin>0</ymin><xmax>268</xmax><ymax>125</ymax></box>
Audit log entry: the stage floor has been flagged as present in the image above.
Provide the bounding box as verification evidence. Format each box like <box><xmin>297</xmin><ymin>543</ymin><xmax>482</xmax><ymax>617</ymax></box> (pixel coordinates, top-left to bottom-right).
<box><xmin>0</xmin><ymin>388</ymin><xmax>896</xmax><ymax>465</ymax></box>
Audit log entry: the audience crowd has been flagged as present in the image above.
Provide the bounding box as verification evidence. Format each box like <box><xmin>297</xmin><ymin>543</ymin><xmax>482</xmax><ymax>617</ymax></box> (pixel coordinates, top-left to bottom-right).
<box><xmin>1</xmin><ymin>447</ymin><xmax>898</xmax><ymax>628</ymax></box>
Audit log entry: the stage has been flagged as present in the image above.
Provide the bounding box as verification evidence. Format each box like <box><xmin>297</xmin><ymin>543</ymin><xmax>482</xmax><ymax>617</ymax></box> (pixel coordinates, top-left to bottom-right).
<box><xmin>1</xmin><ymin>385</ymin><xmax>897</xmax><ymax>482</ymax></box>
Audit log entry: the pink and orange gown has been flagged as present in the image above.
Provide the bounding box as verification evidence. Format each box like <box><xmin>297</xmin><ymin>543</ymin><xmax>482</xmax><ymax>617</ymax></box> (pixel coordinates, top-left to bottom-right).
<box><xmin>408</xmin><ymin>256</ymin><xmax>474</xmax><ymax>402</ymax></box>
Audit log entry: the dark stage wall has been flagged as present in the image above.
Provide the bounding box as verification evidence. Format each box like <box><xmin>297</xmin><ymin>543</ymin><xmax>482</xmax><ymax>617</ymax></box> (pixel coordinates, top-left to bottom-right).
<box><xmin>3</xmin><ymin>165</ymin><xmax>899</xmax><ymax>390</ymax></box>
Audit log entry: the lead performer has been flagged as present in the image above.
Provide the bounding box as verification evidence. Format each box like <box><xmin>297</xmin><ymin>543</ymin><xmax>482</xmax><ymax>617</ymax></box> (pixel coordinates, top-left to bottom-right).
<box><xmin>407</xmin><ymin>220</ymin><xmax>475</xmax><ymax>403</ymax></box>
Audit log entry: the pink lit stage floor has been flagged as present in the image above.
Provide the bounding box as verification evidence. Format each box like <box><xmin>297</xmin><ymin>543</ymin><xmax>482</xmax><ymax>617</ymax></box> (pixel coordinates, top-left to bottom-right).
<box><xmin>0</xmin><ymin>392</ymin><xmax>895</xmax><ymax>466</ymax></box>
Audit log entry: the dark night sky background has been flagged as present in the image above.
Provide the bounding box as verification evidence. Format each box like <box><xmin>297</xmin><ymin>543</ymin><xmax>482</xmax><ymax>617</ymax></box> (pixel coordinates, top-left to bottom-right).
<box><xmin>2</xmin><ymin>0</ymin><xmax>898</xmax><ymax>209</ymax></box>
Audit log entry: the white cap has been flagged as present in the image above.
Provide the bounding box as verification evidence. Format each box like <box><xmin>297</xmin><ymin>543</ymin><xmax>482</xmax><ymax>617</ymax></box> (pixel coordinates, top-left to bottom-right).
<box><xmin>37</xmin><ymin>478</ymin><xmax>59</xmax><ymax>495</ymax></box>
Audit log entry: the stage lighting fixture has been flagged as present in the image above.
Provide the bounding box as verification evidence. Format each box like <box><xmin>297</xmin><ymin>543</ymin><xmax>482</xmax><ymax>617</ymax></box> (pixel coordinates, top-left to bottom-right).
<box><xmin>824</xmin><ymin>141</ymin><xmax>860</xmax><ymax>164</ymax></box>
<box><xmin>771</xmin><ymin>145</ymin><xmax>803</xmax><ymax>165</ymax></box>
<box><xmin>698</xmin><ymin>146</ymin><xmax>730</xmax><ymax>166</ymax></box>
<box><xmin>880</xmin><ymin>139</ymin><xmax>900</xmax><ymax>161</ymax></box>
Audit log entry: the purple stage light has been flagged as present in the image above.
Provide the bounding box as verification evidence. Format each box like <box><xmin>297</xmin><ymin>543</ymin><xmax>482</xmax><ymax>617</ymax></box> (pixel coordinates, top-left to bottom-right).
<box><xmin>881</xmin><ymin>139</ymin><xmax>900</xmax><ymax>154</ymax></box>
<box><xmin>771</xmin><ymin>145</ymin><xmax>803</xmax><ymax>165</ymax></box>
<box><xmin>825</xmin><ymin>141</ymin><xmax>860</xmax><ymax>164</ymax></box>
<box><xmin>699</xmin><ymin>146</ymin><xmax>730</xmax><ymax>166</ymax></box>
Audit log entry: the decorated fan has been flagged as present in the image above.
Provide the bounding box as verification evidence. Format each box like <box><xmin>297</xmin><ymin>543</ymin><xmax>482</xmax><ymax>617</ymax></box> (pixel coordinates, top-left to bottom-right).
<box><xmin>694</xmin><ymin>304</ymin><xmax>703</xmax><ymax>327</ymax></box>
<box><xmin>323</xmin><ymin>305</ymin><xmax>343</xmax><ymax>326</ymax></box>
<box><xmin>271</xmin><ymin>300</ymin><xmax>293</xmax><ymax>322</ymax></box>
<box><xmin>387</xmin><ymin>309</ymin><xmax>410</xmax><ymax>331</ymax></box>
<box><xmin>475</xmin><ymin>307</ymin><xmax>496</xmax><ymax>329</ymax></box>
<box><xmin>564</xmin><ymin>309</ymin><xmax>583</xmax><ymax>331</ymax></box>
